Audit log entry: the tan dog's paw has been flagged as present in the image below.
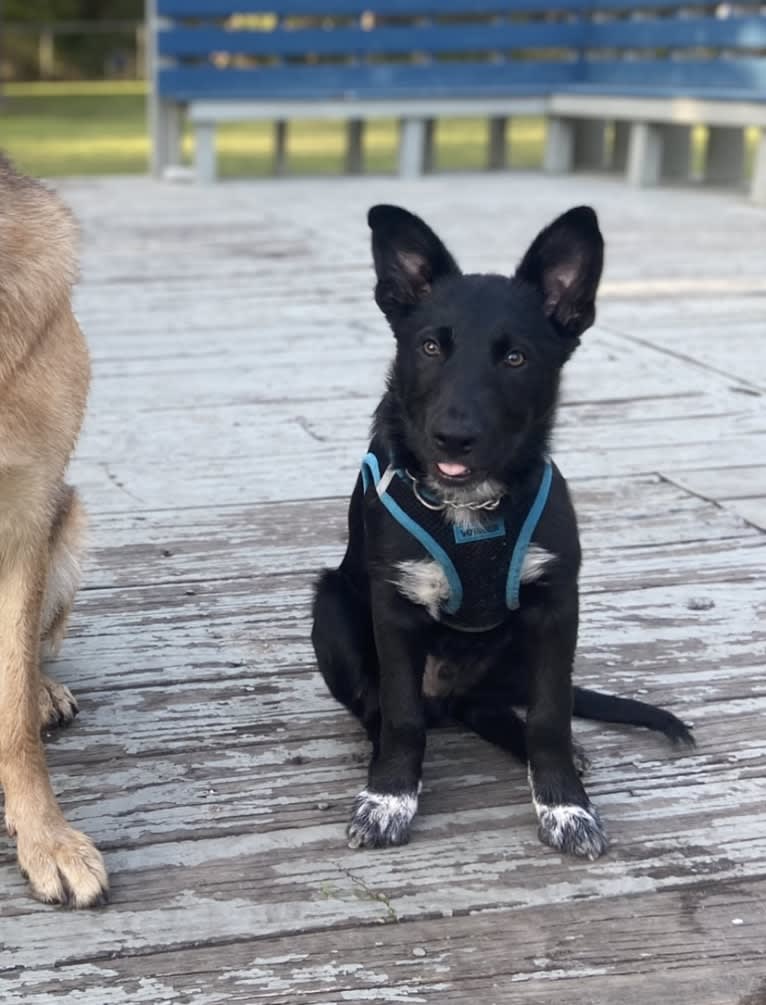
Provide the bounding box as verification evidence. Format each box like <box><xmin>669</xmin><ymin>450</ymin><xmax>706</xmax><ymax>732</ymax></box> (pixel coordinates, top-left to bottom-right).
<box><xmin>39</xmin><ymin>674</ymin><xmax>79</xmax><ymax>731</ymax></box>
<box><xmin>14</xmin><ymin>819</ymin><xmax>108</xmax><ymax>908</ymax></box>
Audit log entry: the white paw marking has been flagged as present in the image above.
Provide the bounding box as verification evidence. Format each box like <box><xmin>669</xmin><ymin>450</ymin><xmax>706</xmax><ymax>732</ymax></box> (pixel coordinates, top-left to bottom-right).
<box><xmin>347</xmin><ymin>789</ymin><xmax>418</xmax><ymax>849</ymax></box>
<box><xmin>529</xmin><ymin>771</ymin><xmax>608</xmax><ymax>860</ymax></box>
<box><xmin>520</xmin><ymin>544</ymin><xmax>556</xmax><ymax>584</ymax></box>
<box><xmin>394</xmin><ymin>559</ymin><xmax>450</xmax><ymax>619</ymax></box>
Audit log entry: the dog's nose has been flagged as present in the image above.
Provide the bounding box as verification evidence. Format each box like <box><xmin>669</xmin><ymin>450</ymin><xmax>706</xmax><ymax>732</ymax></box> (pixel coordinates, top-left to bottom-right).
<box><xmin>433</xmin><ymin>422</ymin><xmax>477</xmax><ymax>456</ymax></box>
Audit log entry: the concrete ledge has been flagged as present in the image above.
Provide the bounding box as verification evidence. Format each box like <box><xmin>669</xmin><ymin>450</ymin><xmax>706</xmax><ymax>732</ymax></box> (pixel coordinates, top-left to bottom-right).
<box><xmin>177</xmin><ymin>92</ymin><xmax>766</xmax><ymax>201</ymax></box>
<box><xmin>548</xmin><ymin>94</ymin><xmax>766</xmax><ymax>129</ymax></box>
<box><xmin>188</xmin><ymin>97</ymin><xmax>547</xmax><ymax>123</ymax></box>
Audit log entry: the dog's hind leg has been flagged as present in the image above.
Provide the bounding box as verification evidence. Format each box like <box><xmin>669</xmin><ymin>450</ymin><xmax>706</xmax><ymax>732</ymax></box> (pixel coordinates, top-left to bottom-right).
<box><xmin>451</xmin><ymin>694</ymin><xmax>528</xmax><ymax>762</ymax></box>
<box><xmin>451</xmin><ymin>692</ymin><xmax>590</xmax><ymax>775</ymax></box>
<box><xmin>312</xmin><ymin>568</ymin><xmax>380</xmax><ymax>748</ymax></box>
<box><xmin>38</xmin><ymin>485</ymin><xmax>85</xmax><ymax>730</ymax></box>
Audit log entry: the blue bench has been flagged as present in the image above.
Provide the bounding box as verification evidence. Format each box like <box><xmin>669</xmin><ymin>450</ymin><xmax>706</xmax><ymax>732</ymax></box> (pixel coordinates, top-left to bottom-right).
<box><xmin>147</xmin><ymin>1</ymin><xmax>766</xmax><ymax>200</ymax></box>
<box><xmin>540</xmin><ymin>1</ymin><xmax>766</xmax><ymax>201</ymax></box>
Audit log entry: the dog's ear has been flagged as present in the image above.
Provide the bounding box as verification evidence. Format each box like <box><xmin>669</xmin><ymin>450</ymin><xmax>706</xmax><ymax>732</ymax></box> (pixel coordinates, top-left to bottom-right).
<box><xmin>515</xmin><ymin>206</ymin><xmax>604</xmax><ymax>338</ymax></box>
<box><xmin>368</xmin><ymin>205</ymin><xmax>460</xmax><ymax>322</ymax></box>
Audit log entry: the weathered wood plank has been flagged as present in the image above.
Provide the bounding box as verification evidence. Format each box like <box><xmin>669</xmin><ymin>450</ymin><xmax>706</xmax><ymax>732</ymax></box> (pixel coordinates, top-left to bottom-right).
<box><xmin>626</xmin><ymin>320</ymin><xmax>766</xmax><ymax>390</ymax></box>
<box><xmin>729</xmin><ymin>497</ymin><xmax>766</xmax><ymax>531</ymax></box>
<box><xmin>48</xmin><ymin>530</ymin><xmax>765</xmax><ymax>689</ymax></box>
<box><xmin>673</xmin><ymin>465</ymin><xmax>766</xmax><ymax>502</ymax></box>
<box><xmin>67</xmin><ymin>473</ymin><xmax>759</xmax><ymax>585</ymax></box>
<box><xmin>57</xmin><ymin>174</ymin><xmax>764</xmax><ymax>287</ymax></box>
<box><xmin>69</xmin><ymin>394</ymin><xmax>766</xmax><ymax>512</ymax></box>
<box><xmin>5</xmin><ymin>882</ymin><xmax>766</xmax><ymax>1004</ymax></box>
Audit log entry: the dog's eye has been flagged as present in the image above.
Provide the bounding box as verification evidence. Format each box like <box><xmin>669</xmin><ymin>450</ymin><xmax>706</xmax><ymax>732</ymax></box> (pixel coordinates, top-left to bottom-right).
<box><xmin>422</xmin><ymin>338</ymin><xmax>441</xmax><ymax>357</ymax></box>
<box><xmin>504</xmin><ymin>349</ymin><xmax>526</xmax><ymax>368</ymax></box>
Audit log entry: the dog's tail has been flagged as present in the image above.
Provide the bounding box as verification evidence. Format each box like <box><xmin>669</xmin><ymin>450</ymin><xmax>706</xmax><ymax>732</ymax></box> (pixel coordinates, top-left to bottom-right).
<box><xmin>572</xmin><ymin>686</ymin><xmax>695</xmax><ymax>746</ymax></box>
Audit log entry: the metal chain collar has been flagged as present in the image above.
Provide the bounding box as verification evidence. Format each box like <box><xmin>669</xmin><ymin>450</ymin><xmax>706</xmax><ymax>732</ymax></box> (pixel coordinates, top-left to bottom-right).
<box><xmin>404</xmin><ymin>470</ymin><xmax>502</xmax><ymax>513</ymax></box>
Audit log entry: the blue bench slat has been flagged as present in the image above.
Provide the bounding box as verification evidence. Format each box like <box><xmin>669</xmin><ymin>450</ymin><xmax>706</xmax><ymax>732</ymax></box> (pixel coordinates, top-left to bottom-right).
<box><xmin>154</xmin><ymin>3</ymin><xmax>766</xmax><ymax>109</ymax></box>
<box><xmin>159</xmin><ymin>23</ymin><xmax>587</xmax><ymax>58</ymax></box>
<box><xmin>157</xmin><ymin>0</ymin><xmax>592</xmax><ymax>17</ymax></box>
<box><xmin>159</xmin><ymin>61</ymin><xmax>579</xmax><ymax>101</ymax></box>
<box><xmin>158</xmin><ymin>0</ymin><xmax>764</xmax><ymax>14</ymax></box>
<box><xmin>581</xmin><ymin>0</ymin><xmax>762</xmax><ymax>9</ymax></box>
<box><xmin>569</xmin><ymin>0</ymin><xmax>762</xmax><ymax>8</ymax></box>
<box><xmin>588</xmin><ymin>16</ymin><xmax>766</xmax><ymax>51</ymax></box>
<box><xmin>582</xmin><ymin>58</ymin><xmax>766</xmax><ymax>96</ymax></box>
<box><xmin>159</xmin><ymin>17</ymin><xmax>766</xmax><ymax>60</ymax></box>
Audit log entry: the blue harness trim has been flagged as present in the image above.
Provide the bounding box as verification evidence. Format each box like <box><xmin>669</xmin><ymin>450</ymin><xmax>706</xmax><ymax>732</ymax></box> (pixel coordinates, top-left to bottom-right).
<box><xmin>362</xmin><ymin>450</ymin><xmax>552</xmax><ymax>623</ymax></box>
<box><xmin>361</xmin><ymin>452</ymin><xmax>463</xmax><ymax>614</ymax></box>
<box><xmin>505</xmin><ymin>459</ymin><xmax>553</xmax><ymax>611</ymax></box>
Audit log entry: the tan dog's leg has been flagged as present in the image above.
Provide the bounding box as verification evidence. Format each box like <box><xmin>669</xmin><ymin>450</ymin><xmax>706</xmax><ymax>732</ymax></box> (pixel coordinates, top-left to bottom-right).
<box><xmin>0</xmin><ymin>533</ymin><xmax>108</xmax><ymax>908</ymax></box>
<box><xmin>39</xmin><ymin>487</ymin><xmax>85</xmax><ymax>730</ymax></box>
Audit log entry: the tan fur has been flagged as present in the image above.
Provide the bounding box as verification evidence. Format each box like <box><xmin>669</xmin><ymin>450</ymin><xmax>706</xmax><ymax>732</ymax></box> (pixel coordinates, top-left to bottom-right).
<box><xmin>0</xmin><ymin>155</ymin><xmax>107</xmax><ymax>908</ymax></box>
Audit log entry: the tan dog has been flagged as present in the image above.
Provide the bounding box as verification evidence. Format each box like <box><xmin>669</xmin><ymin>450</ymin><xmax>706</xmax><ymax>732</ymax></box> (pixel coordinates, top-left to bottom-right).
<box><xmin>0</xmin><ymin>156</ymin><xmax>108</xmax><ymax>907</ymax></box>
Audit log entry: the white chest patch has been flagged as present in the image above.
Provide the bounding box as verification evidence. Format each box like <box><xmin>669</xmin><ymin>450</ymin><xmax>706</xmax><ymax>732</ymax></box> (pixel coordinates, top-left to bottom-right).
<box><xmin>395</xmin><ymin>546</ymin><xmax>554</xmax><ymax>618</ymax></box>
<box><xmin>393</xmin><ymin>559</ymin><xmax>450</xmax><ymax>619</ymax></box>
<box><xmin>520</xmin><ymin>544</ymin><xmax>556</xmax><ymax>584</ymax></box>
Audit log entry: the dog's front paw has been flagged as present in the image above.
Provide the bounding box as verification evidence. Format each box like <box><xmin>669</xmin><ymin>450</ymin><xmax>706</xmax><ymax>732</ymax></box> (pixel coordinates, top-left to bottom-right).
<box><xmin>13</xmin><ymin>816</ymin><xmax>109</xmax><ymax>908</ymax></box>
<box><xmin>535</xmin><ymin>801</ymin><xmax>608</xmax><ymax>860</ymax></box>
<box><xmin>347</xmin><ymin>789</ymin><xmax>418</xmax><ymax>849</ymax></box>
<box><xmin>38</xmin><ymin>674</ymin><xmax>79</xmax><ymax>731</ymax></box>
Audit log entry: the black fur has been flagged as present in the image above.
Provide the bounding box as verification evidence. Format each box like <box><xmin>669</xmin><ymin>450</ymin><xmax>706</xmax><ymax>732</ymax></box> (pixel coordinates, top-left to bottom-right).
<box><xmin>312</xmin><ymin>204</ymin><xmax>694</xmax><ymax>858</ymax></box>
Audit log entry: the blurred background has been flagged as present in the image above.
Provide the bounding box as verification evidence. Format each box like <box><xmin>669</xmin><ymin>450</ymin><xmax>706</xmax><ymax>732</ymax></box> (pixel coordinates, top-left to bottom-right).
<box><xmin>0</xmin><ymin>0</ymin><xmax>552</xmax><ymax>177</ymax></box>
<box><xmin>5</xmin><ymin>1</ymin><xmax>761</xmax><ymax>180</ymax></box>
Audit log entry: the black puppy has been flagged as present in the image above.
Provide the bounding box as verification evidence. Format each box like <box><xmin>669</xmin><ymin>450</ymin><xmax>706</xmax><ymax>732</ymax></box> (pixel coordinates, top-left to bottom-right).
<box><xmin>312</xmin><ymin>204</ymin><xmax>693</xmax><ymax>860</ymax></box>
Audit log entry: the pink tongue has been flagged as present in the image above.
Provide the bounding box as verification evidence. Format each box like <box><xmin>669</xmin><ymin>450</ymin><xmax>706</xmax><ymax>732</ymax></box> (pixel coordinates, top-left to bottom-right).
<box><xmin>437</xmin><ymin>462</ymin><xmax>469</xmax><ymax>477</ymax></box>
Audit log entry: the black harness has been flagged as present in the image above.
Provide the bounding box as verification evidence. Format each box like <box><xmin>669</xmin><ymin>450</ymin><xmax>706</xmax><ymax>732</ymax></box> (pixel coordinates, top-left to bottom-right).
<box><xmin>361</xmin><ymin>444</ymin><xmax>553</xmax><ymax>632</ymax></box>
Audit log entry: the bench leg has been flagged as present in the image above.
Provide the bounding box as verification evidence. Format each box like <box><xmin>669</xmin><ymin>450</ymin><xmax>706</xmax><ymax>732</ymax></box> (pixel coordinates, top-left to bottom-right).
<box><xmin>194</xmin><ymin>123</ymin><xmax>217</xmax><ymax>184</ymax></box>
<box><xmin>274</xmin><ymin>121</ymin><xmax>288</xmax><ymax>176</ymax></box>
<box><xmin>660</xmin><ymin>124</ymin><xmax>692</xmax><ymax>181</ymax></box>
<box><xmin>543</xmin><ymin>117</ymin><xmax>574</xmax><ymax>174</ymax></box>
<box><xmin>611</xmin><ymin>121</ymin><xmax>630</xmax><ymax>172</ymax></box>
<box><xmin>488</xmin><ymin>116</ymin><xmax>508</xmax><ymax>170</ymax></box>
<box><xmin>150</xmin><ymin>99</ymin><xmax>184</xmax><ymax>179</ymax></box>
<box><xmin>626</xmin><ymin>122</ymin><xmax>662</xmax><ymax>187</ymax></box>
<box><xmin>345</xmin><ymin>119</ymin><xmax>364</xmax><ymax>174</ymax></box>
<box><xmin>751</xmin><ymin>129</ymin><xmax>766</xmax><ymax>205</ymax></box>
<box><xmin>399</xmin><ymin>118</ymin><xmax>427</xmax><ymax>178</ymax></box>
<box><xmin>706</xmin><ymin>126</ymin><xmax>745</xmax><ymax>186</ymax></box>
<box><xmin>423</xmin><ymin>119</ymin><xmax>436</xmax><ymax>174</ymax></box>
<box><xmin>574</xmin><ymin>120</ymin><xmax>606</xmax><ymax>171</ymax></box>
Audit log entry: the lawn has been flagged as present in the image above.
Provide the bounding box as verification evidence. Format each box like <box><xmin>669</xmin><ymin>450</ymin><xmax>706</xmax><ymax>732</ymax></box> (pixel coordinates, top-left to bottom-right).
<box><xmin>1</xmin><ymin>80</ymin><xmax>547</xmax><ymax>178</ymax></box>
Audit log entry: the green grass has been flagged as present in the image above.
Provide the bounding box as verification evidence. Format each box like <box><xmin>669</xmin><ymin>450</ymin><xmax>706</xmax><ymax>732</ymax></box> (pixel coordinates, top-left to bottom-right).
<box><xmin>1</xmin><ymin>80</ymin><xmax>546</xmax><ymax>177</ymax></box>
<box><xmin>2</xmin><ymin>81</ymin><xmax>150</xmax><ymax>176</ymax></box>
<box><xmin>1</xmin><ymin>81</ymin><xmax>758</xmax><ymax>180</ymax></box>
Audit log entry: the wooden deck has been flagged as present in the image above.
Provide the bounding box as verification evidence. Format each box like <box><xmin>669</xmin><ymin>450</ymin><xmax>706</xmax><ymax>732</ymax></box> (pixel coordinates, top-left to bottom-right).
<box><xmin>2</xmin><ymin>172</ymin><xmax>765</xmax><ymax>1004</ymax></box>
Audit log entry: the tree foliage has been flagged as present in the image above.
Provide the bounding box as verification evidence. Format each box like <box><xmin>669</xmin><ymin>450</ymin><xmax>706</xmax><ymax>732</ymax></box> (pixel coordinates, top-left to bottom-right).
<box><xmin>5</xmin><ymin>1</ymin><xmax>144</xmax><ymax>21</ymax></box>
<box><xmin>3</xmin><ymin>2</ymin><xmax>146</xmax><ymax>80</ymax></box>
